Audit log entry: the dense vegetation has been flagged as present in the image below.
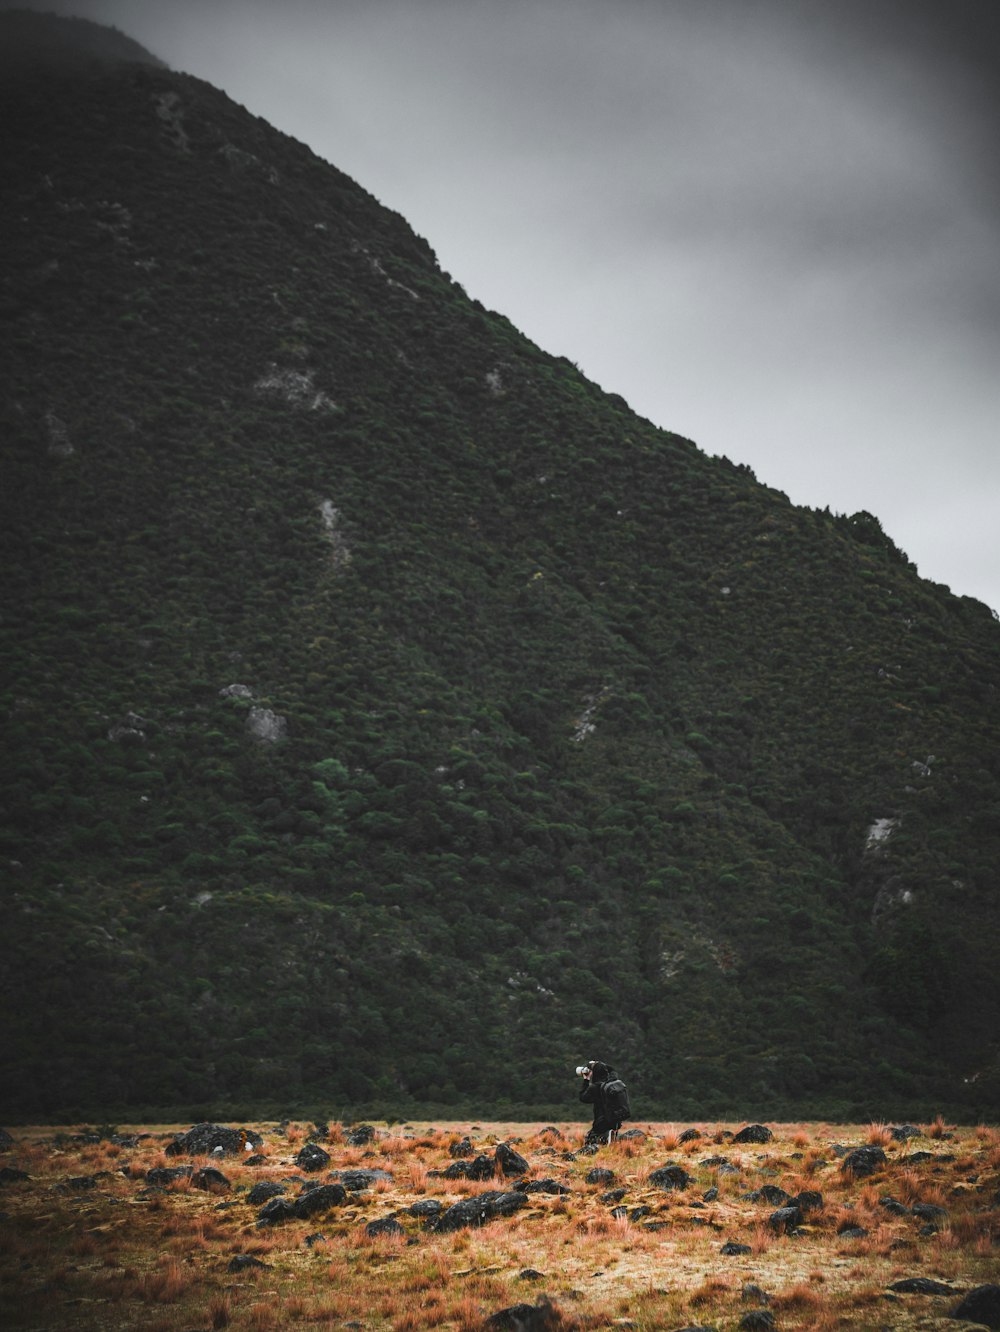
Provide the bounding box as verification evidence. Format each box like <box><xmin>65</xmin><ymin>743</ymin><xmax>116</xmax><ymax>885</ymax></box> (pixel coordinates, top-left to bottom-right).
<box><xmin>2</xmin><ymin>13</ymin><xmax>999</xmax><ymax>1123</ymax></box>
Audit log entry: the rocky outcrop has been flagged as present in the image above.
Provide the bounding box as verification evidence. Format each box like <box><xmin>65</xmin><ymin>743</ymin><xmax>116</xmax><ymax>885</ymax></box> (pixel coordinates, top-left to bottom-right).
<box><xmin>165</xmin><ymin>1124</ymin><xmax>262</xmax><ymax>1157</ymax></box>
<box><xmin>435</xmin><ymin>1190</ymin><xmax>527</xmax><ymax>1232</ymax></box>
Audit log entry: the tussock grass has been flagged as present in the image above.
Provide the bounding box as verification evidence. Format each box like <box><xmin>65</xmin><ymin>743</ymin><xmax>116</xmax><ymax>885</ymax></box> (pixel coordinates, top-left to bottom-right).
<box><xmin>0</xmin><ymin>1118</ymin><xmax>996</xmax><ymax>1329</ymax></box>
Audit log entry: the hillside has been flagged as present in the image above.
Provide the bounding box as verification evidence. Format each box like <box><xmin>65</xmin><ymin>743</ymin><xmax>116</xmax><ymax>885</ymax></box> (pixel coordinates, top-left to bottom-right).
<box><xmin>2</xmin><ymin>12</ymin><xmax>999</xmax><ymax>1122</ymax></box>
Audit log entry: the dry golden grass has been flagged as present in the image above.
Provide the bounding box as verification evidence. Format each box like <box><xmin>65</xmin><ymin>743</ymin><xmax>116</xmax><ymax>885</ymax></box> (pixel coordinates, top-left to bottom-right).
<box><xmin>0</xmin><ymin>1117</ymin><xmax>996</xmax><ymax>1329</ymax></box>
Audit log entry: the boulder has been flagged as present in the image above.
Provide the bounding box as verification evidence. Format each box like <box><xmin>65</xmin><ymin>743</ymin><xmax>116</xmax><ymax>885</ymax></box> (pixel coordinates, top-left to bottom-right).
<box><xmin>840</xmin><ymin>1145</ymin><xmax>886</xmax><ymax>1177</ymax></box>
<box><xmin>742</xmin><ymin>1186</ymin><xmax>790</xmax><ymax>1206</ymax></box>
<box><xmin>721</xmin><ymin>1241</ymin><xmax>752</xmax><ymax>1256</ymax></box>
<box><xmin>258</xmin><ymin>1182</ymin><xmax>346</xmax><ymax>1224</ymax></box>
<box><xmin>949</xmin><ymin>1285</ymin><xmax>1000</xmax><ymax>1328</ymax></box>
<box><xmin>601</xmin><ymin>1188</ymin><xmax>626</xmax><ymax>1204</ymax></box>
<box><xmin>889</xmin><ymin>1277</ymin><xmax>955</xmax><ymax>1294</ymax></box>
<box><xmin>880</xmin><ymin>1196</ymin><xmax>911</xmax><ymax>1216</ymax></box>
<box><xmin>516</xmin><ymin>1178</ymin><xmax>570</xmax><ymax>1195</ymax></box>
<box><xmin>365</xmin><ymin>1216</ymin><xmax>404</xmax><ymax>1238</ymax></box>
<box><xmin>791</xmin><ymin>1190</ymin><xmax>824</xmax><ymax>1214</ymax></box>
<box><xmin>739</xmin><ymin>1313</ymin><xmax>776</xmax><ymax>1331</ymax></box>
<box><xmin>165</xmin><ymin>1124</ymin><xmax>262</xmax><ymax>1157</ymax></box>
<box><xmin>496</xmin><ymin>1142</ymin><xmax>530</xmax><ymax>1177</ymax></box>
<box><xmin>295</xmin><ymin>1143</ymin><xmax>330</xmax><ymax>1173</ymax></box>
<box><xmin>449</xmin><ymin>1135</ymin><xmax>475</xmax><ymax>1158</ymax></box>
<box><xmin>911</xmin><ymin>1202</ymin><xmax>948</xmax><ymax>1223</ymax></box>
<box><xmin>247</xmin><ymin>1181</ymin><xmax>286</xmax><ymax>1206</ymax></box>
<box><xmin>191</xmin><ymin>1166</ymin><xmax>230</xmax><ymax>1193</ymax></box>
<box><xmin>891</xmin><ymin>1124</ymin><xmax>922</xmax><ymax>1141</ymax></box>
<box><xmin>408</xmin><ymin>1199</ymin><xmax>443</xmax><ymax>1219</ymax></box>
<box><xmin>732</xmin><ymin>1124</ymin><xmax>772</xmax><ymax>1145</ymax></box>
<box><xmin>145</xmin><ymin>1165</ymin><xmax>193</xmax><ymax>1186</ymax></box>
<box><xmin>679</xmin><ymin>1128</ymin><xmax>702</xmax><ymax>1143</ymax></box>
<box><xmin>586</xmin><ymin>1167</ymin><xmax>616</xmax><ymax>1185</ymax></box>
<box><xmin>436</xmin><ymin>1189</ymin><xmax>527</xmax><ymax>1232</ymax></box>
<box><xmin>442</xmin><ymin>1153</ymin><xmax>494</xmax><ymax>1181</ymax></box>
<box><xmin>227</xmin><ymin>1254</ymin><xmax>269</xmax><ymax>1272</ymax></box>
<box><xmin>333</xmin><ymin>1169</ymin><xmax>392</xmax><ymax>1190</ymax></box>
<box><xmin>484</xmin><ymin>1298</ymin><xmax>560</xmax><ymax>1330</ymax></box>
<box><xmin>649</xmin><ymin>1164</ymin><xmax>691</xmax><ymax>1190</ymax></box>
<box><xmin>345</xmin><ymin>1124</ymin><xmax>377</xmax><ymax>1146</ymax></box>
<box><xmin>768</xmin><ymin>1205</ymin><xmax>803</xmax><ymax>1233</ymax></box>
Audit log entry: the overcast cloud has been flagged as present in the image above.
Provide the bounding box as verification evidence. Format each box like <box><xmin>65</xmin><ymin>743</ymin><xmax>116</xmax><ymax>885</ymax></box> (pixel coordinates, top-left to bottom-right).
<box><xmin>10</xmin><ymin>0</ymin><xmax>1000</xmax><ymax>612</ymax></box>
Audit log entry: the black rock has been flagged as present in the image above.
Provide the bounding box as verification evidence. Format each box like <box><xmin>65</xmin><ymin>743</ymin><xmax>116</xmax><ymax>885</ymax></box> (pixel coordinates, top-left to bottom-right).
<box><xmin>366</xmin><ymin>1216</ymin><xmax>404</xmax><ymax>1238</ymax></box>
<box><xmin>880</xmin><ymin>1196</ymin><xmax>911</xmax><ymax>1216</ymax></box>
<box><xmin>618</xmin><ymin>1128</ymin><xmax>646</xmax><ymax>1139</ymax></box>
<box><xmin>703</xmin><ymin>1186</ymin><xmax>719</xmax><ymax>1202</ymax></box>
<box><xmin>436</xmin><ymin>1189</ymin><xmax>527</xmax><ymax>1232</ymax></box>
<box><xmin>247</xmin><ymin>1181</ymin><xmax>286</xmax><ymax>1205</ymax></box>
<box><xmin>732</xmin><ymin>1124</ymin><xmax>773</xmax><ymax>1145</ymax></box>
<box><xmin>146</xmin><ymin>1165</ymin><xmax>193</xmax><ymax>1186</ymax></box>
<box><xmin>192</xmin><ymin>1166</ymin><xmax>230</xmax><ymax>1192</ymax></box>
<box><xmin>742</xmin><ymin>1186</ymin><xmax>790</xmax><ymax>1206</ymax></box>
<box><xmin>165</xmin><ymin>1123</ymin><xmax>263</xmax><ymax>1157</ymax></box>
<box><xmin>949</xmin><ymin>1285</ymin><xmax>1000</xmax><ymax>1328</ymax></box>
<box><xmin>442</xmin><ymin>1153</ymin><xmax>494</xmax><ymax>1181</ymax></box>
<box><xmin>293</xmin><ymin>1182</ymin><xmax>348</xmax><ymax>1218</ymax></box>
<box><xmin>611</xmin><ymin>1205</ymin><xmax>628</xmax><ymax>1219</ymax></box>
<box><xmin>307</xmin><ymin>1122</ymin><xmax>329</xmax><ymax>1142</ymax></box>
<box><xmin>948</xmin><ymin>1284</ymin><xmax>1000</xmax><ymax>1326</ymax></box>
<box><xmin>721</xmin><ymin>1241</ymin><xmax>753</xmax><ymax>1256</ymax></box>
<box><xmin>345</xmin><ymin>1124</ymin><xmax>377</xmax><ymax>1147</ymax></box>
<box><xmin>629</xmin><ymin>1205</ymin><xmax>651</xmax><ymax>1221</ymax></box>
<box><xmin>519</xmin><ymin>1269</ymin><xmax>545</xmax><ymax>1280</ymax></box>
<box><xmin>838</xmin><ymin>1226</ymin><xmax>869</xmax><ymax>1239</ymax></box>
<box><xmin>891</xmin><ymin>1124</ymin><xmax>922</xmax><ymax>1141</ymax></box>
<box><xmin>228</xmin><ymin>1254</ymin><xmax>269</xmax><ymax>1272</ymax></box>
<box><xmin>295</xmin><ymin>1143</ymin><xmax>331</xmax><ymax>1173</ymax></box>
<box><xmin>791</xmin><ymin>1190</ymin><xmax>823</xmax><ymax>1213</ymax></box>
<box><xmin>679</xmin><ymin>1128</ymin><xmax>703</xmax><ymax>1143</ymax></box>
<box><xmin>257</xmin><ymin>1196</ymin><xmax>298</xmax><ymax>1224</ymax></box>
<box><xmin>449</xmin><ymin>1136</ymin><xmax>475</xmax><ymax>1158</ymax></box>
<box><xmin>245</xmin><ymin>1154</ymin><xmax>268</xmax><ymax>1167</ymax></box>
<box><xmin>496</xmin><ymin>1142</ymin><xmax>530</xmax><ymax>1177</ymax></box>
<box><xmin>304</xmin><ymin>1232</ymin><xmax>327</xmax><ymax>1247</ymax></box>
<box><xmin>516</xmin><ymin>1178</ymin><xmax>570</xmax><ymax>1195</ymax></box>
<box><xmin>408</xmin><ymin>1199</ymin><xmax>443</xmax><ymax>1218</ymax></box>
<box><xmin>649</xmin><ymin>1164</ymin><xmax>691</xmax><ymax>1190</ymax></box>
<box><xmin>889</xmin><ymin>1277</ymin><xmax>955</xmax><ymax>1294</ymax></box>
<box><xmin>601</xmin><ymin>1188</ymin><xmax>627</xmax><ymax>1204</ymax></box>
<box><xmin>586</xmin><ymin>1167</ymin><xmax>616</xmax><ymax>1185</ymax></box>
<box><xmin>911</xmin><ymin>1202</ymin><xmax>948</xmax><ymax>1222</ymax></box>
<box><xmin>742</xmin><ymin>1284</ymin><xmax>772</xmax><ymax>1304</ymax></box>
<box><xmin>739</xmin><ymin>1312</ymin><xmax>776</xmax><ymax>1330</ymax></box>
<box><xmin>0</xmin><ymin>1167</ymin><xmax>29</xmax><ymax>1184</ymax></box>
<box><xmin>768</xmin><ymin>1205</ymin><xmax>803</xmax><ymax>1233</ymax></box>
<box><xmin>483</xmin><ymin>1297</ymin><xmax>560</xmax><ymax>1330</ymax></box>
<box><xmin>333</xmin><ymin>1169</ymin><xmax>393</xmax><ymax>1191</ymax></box>
<box><xmin>841</xmin><ymin>1145</ymin><xmax>887</xmax><ymax>1177</ymax></box>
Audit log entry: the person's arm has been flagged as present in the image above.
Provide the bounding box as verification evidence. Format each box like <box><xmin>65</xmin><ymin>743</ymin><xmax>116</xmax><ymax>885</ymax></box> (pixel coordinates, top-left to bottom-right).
<box><xmin>580</xmin><ymin>1080</ymin><xmax>598</xmax><ymax>1104</ymax></box>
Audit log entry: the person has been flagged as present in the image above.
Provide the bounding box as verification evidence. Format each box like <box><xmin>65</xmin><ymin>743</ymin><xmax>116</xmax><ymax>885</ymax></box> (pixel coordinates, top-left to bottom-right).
<box><xmin>579</xmin><ymin>1059</ymin><xmax>623</xmax><ymax>1147</ymax></box>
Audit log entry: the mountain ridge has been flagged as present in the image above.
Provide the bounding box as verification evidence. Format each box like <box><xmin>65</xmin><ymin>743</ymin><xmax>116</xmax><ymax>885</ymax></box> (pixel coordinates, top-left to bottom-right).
<box><xmin>2</xmin><ymin>13</ymin><xmax>999</xmax><ymax>1122</ymax></box>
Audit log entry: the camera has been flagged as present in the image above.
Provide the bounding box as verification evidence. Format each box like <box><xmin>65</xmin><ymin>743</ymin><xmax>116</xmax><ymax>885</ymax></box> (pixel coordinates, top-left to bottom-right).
<box><xmin>575</xmin><ymin>1064</ymin><xmax>591</xmax><ymax>1077</ymax></box>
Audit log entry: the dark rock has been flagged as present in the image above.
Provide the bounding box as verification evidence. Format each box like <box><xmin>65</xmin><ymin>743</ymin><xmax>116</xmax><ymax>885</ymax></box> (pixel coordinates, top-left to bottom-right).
<box><xmin>146</xmin><ymin>1165</ymin><xmax>193</xmax><ymax>1186</ymax></box>
<box><xmin>366</xmin><ymin>1216</ymin><xmax>404</xmax><ymax>1238</ymax></box>
<box><xmin>889</xmin><ymin>1277</ymin><xmax>955</xmax><ymax>1294</ymax></box>
<box><xmin>165</xmin><ymin>1123</ymin><xmax>262</xmax><ymax>1157</ymax></box>
<box><xmin>345</xmin><ymin>1124</ymin><xmax>377</xmax><ymax>1147</ymax></box>
<box><xmin>304</xmin><ymin>1232</ymin><xmax>327</xmax><ymax>1247</ymax></box>
<box><xmin>742</xmin><ymin>1186</ymin><xmax>790</xmax><ymax>1206</ymax></box>
<box><xmin>768</xmin><ymin>1205</ymin><xmax>803</xmax><ymax>1233</ymax></box>
<box><xmin>841</xmin><ymin>1145</ymin><xmax>887</xmax><ymax>1177</ymax></box>
<box><xmin>739</xmin><ymin>1312</ymin><xmax>776</xmax><ymax>1330</ymax></box>
<box><xmin>519</xmin><ymin>1269</ymin><xmax>545</xmax><ymax>1280</ymax></box>
<box><xmin>732</xmin><ymin>1124</ymin><xmax>773</xmax><ymax>1145</ymax></box>
<box><xmin>245</xmin><ymin>1154</ymin><xmax>268</xmax><ymax>1167</ymax></box>
<box><xmin>742</xmin><ymin>1284</ymin><xmax>772</xmax><ymax>1304</ymax></box>
<box><xmin>586</xmin><ymin>1167</ymin><xmax>616</xmax><ymax>1185</ymax></box>
<box><xmin>611</xmin><ymin>1205</ymin><xmax>628</xmax><ymax>1219</ymax></box>
<box><xmin>703</xmin><ymin>1187</ymin><xmax>719</xmax><ymax>1203</ymax></box>
<box><xmin>442</xmin><ymin>1153</ymin><xmax>494</xmax><ymax>1181</ymax></box>
<box><xmin>950</xmin><ymin>1285</ymin><xmax>1000</xmax><ymax>1327</ymax></box>
<box><xmin>192</xmin><ymin>1166</ymin><xmax>230</xmax><ymax>1192</ymax></box>
<box><xmin>228</xmin><ymin>1254</ymin><xmax>269</xmax><ymax>1272</ymax></box>
<box><xmin>538</xmin><ymin>1126</ymin><xmax>563</xmax><ymax>1140</ymax></box>
<box><xmin>258</xmin><ymin>1182</ymin><xmax>346</xmax><ymax>1224</ymax></box>
<box><xmin>247</xmin><ymin>1181</ymin><xmax>286</xmax><ymax>1205</ymax></box>
<box><xmin>408</xmin><ymin>1199</ymin><xmax>443</xmax><ymax>1219</ymax></box>
<box><xmin>649</xmin><ymin>1164</ymin><xmax>691</xmax><ymax>1190</ymax></box>
<box><xmin>838</xmin><ymin>1226</ymin><xmax>869</xmax><ymax>1239</ymax></box>
<box><xmin>483</xmin><ymin>1297</ymin><xmax>560</xmax><ymax>1330</ymax></box>
<box><xmin>496</xmin><ymin>1143</ymin><xmax>530</xmax><ymax>1177</ymax></box>
<box><xmin>333</xmin><ymin>1169</ymin><xmax>392</xmax><ymax>1191</ymax></box>
<box><xmin>436</xmin><ymin>1189</ymin><xmax>527</xmax><ymax>1232</ymax></box>
<box><xmin>449</xmin><ymin>1135</ymin><xmax>475</xmax><ymax>1158</ymax></box>
<box><xmin>830</xmin><ymin>1143</ymin><xmax>851</xmax><ymax>1157</ymax></box>
<box><xmin>516</xmin><ymin>1178</ymin><xmax>570</xmax><ymax>1195</ymax></box>
<box><xmin>629</xmin><ymin>1206</ymin><xmax>651</xmax><ymax>1221</ymax></box>
<box><xmin>791</xmin><ymin>1190</ymin><xmax>823</xmax><ymax>1213</ymax></box>
<box><xmin>295</xmin><ymin>1142</ymin><xmax>331</xmax><ymax>1173</ymax></box>
<box><xmin>307</xmin><ymin>1122</ymin><xmax>329</xmax><ymax>1142</ymax></box>
<box><xmin>891</xmin><ymin>1124</ymin><xmax>922</xmax><ymax>1141</ymax></box>
<box><xmin>911</xmin><ymin>1202</ymin><xmax>948</xmax><ymax>1222</ymax></box>
<box><xmin>618</xmin><ymin>1128</ymin><xmax>646</xmax><ymax>1139</ymax></box>
<box><xmin>721</xmin><ymin>1241</ymin><xmax>753</xmax><ymax>1256</ymax></box>
<box><xmin>679</xmin><ymin>1128</ymin><xmax>702</xmax><ymax>1143</ymax></box>
<box><xmin>601</xmin><ymin>1188</ymin><xmax>626</xmax><ymax>1204</ymax></box>
<box><xmin>0</xmin><ymin>1167</ymin><xmax>29</xmax><ymax>1184</ymax></box>
<box><xmin>880</xmin><ymin>1196</ymin><xmax>911</xmax><ymax>1216</ymax></box>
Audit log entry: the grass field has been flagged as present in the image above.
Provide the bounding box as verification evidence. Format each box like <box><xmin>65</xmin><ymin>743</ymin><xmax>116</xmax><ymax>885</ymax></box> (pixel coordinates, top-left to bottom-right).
<box><xmin>0</xmin><ymin>1117</ymin><xmax>997</xmax><ymax>1330</ymax></box>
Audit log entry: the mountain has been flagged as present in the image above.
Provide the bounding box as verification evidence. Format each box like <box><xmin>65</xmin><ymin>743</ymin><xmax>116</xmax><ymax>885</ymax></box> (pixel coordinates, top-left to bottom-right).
<box><xmin>2</xmin><ymin>12</ymin><xmax>999</xmax><ymax>1122</ymax></box>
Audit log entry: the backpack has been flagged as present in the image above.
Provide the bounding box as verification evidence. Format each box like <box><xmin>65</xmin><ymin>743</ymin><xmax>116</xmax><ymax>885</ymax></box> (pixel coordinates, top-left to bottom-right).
<box><xmin>602</xmin><ymin>1077</ymin><xmax>631</xmax><ymax>1122</ymax></box>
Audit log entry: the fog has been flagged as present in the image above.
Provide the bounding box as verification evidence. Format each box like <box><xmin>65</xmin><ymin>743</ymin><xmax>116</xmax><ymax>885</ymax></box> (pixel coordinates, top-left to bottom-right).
<box><xmin>9</xmin><ymin>0</ymin><xmax>999</xmax><ymax>611</ymax></box>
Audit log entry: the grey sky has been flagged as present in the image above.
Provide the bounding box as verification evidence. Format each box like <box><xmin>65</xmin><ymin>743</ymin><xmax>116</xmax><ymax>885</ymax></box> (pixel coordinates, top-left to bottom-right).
<box><xmin>10</xmin><ymin>0</ymin><xmax>1000</xmax><ymax>612</ymax></box>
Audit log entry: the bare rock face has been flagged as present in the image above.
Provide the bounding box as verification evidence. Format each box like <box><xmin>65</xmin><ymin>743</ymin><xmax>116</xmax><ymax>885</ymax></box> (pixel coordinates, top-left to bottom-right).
<box><xmin>246</xmin><ymin>707</ymin><xmax>287</xmax><ymax>743</ymax></box>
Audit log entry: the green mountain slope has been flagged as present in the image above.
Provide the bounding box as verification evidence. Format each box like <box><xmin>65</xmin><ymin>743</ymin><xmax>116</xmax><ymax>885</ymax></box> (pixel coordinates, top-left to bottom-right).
<box><xmin>2</xmin><ymin>14</ymin><xmax>999</xmax><ymax>1121</ymax></box>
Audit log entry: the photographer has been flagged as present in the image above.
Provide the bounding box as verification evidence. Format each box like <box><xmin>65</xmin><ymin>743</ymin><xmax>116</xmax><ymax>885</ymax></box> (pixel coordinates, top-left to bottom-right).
<box><xmin>577</xmin><ymin>1059</ymin><xmax>626</xmax><ymax>1147</ymax></box>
